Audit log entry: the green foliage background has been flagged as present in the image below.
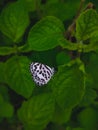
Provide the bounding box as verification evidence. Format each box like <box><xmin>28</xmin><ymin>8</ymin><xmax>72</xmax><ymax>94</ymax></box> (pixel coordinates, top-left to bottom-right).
<box><xmin>0</xmin><ymin>0</ymin><xmax>98</xmax><ymax>130</ymax></box>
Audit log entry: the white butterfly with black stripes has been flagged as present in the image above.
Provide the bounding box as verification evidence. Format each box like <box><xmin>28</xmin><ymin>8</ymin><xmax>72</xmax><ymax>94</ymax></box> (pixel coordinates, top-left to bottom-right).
<box><xmin>30</xmin><ymin>62</ymin><xmax>54</xmax><ymax>86</ymax></box>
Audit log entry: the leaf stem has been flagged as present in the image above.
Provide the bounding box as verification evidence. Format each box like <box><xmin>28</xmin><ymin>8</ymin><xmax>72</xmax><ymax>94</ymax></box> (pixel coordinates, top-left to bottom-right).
<box><xmin>66</xmin><ymin>0</ymin><xmax>85</xmax><ymax>40</ymax></box>
<box><xmin>13</xmin><ymin>44</ymin><xmax>19</xmax><ymax>55</ymax></box>
<box><xmin>65</xmin><ymin>0</ymin><xmax>86</xmax><ymax>59</ymax></box>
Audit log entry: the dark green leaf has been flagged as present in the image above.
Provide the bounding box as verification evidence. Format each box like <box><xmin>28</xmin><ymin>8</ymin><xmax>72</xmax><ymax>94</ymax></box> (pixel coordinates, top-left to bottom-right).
<box><xmin>85</xmin><ymin>52</ymin><xmax>98</xmax><ymax>89</ymax></box>
<box><xmin>0</xmin><ymin>94</ymin><xmax>4</xmax><ymax>103</ymax></box>
<box><xmin>56</xmin><ymin>52</ymin><xmax>71</xmax><ymax>65</ymax></box>
<box><xmin>0</xmin><ymin>46</ymin><xmax>15</xmax><ymax>55</ymax></box>
<box><xmin>0</xmin><ymin>62</ymin><xmax>5</xmax><ymax>83</ymax></box>
<box><xmin>5</xmin><ymin>56</ymin><xmax>34</xmax><ymax>98</ymax></box>
<box><xmin>45</xmin><ymin>0</ymin><xmax>58</xmax><ymax>4</ymax></box>
<box><xmin>78</xmin><ymin>107</ymin><xmax>98</xmax><ymax>130</ymax></box>
<box><xmin>76</xmin><ymin>9</ymin><xmax>98</xmax><ymax>41</ymax></box>
<box><xmin>79</xmin><ymin>86</ymin><xmax>97</xmax><ymax>107</ymax></box>
<box><xmin>51</xmin><ymin>60</ymin><xmax>85</xmax><ymax>109</ymax></box>
<box><xmin>27</xmin><ymin>16</ymin><xmax>65</xmax><ymax>51</ymax></box>
<box><xmin>0</xmin><ymin>1</ymin><xmax>29</xmax><ymax>42</ymax></box>
<box><xmin>18</xmin><ymin>93</ymin><xmax>55</xmax><ymax>129</ymax></box>
<box><xmin>66</xmin><ymin>127</ymin><xmax>83</xmax><ymax>130</ymax></box>
<box><xmin>25</xmin><ymin>0</ymin><xmax>41</xmax><ymax>12</ymax></box>
<box><xmin>0</xmin><ymin>102</ymin><xmax>14</xmax><ymax>118</ymax></box>
<box><xmin>0</xmin><ymin>85</ymin><xmax>9</xmax><ymax>102</ymax></box>
<box><xmin>60</xmin><ymin>39</ymin><xmax>78</xmax><ymax>50</ymax></box>
<box><xmin>52</xmin><ymin>104</ymin><xmax>72</xmax><ymax>124</ymax></box>
<box><xmin>18</xmin><ymin>43</ymin><xmax>31</xmax><ymax>53</ymax></box>
<box><xmin>72</xmin><ymin>128</ymin><xmax>84</xmax><ymax>130</ymax></box>
<box><xmin>42</xmin><ymin>1</ymin><xmax>80</xmax><ymax>21</ymax></box>
<box><xmin>83</xmin><ymin>34</ymin><xmax>98</xmax><ymax>52</ymax></box>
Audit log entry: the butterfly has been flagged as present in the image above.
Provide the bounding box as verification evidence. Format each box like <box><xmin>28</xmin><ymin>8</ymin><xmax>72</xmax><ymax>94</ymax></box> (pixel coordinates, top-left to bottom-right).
<box><xmin>30</xmin><ymin>62</ymin><xmax>54</xmax><ymax>86</ymax></box>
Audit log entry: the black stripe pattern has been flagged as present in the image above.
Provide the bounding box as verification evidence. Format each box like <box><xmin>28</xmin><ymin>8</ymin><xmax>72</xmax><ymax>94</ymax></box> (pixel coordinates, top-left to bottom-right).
<box><xmin>30</xmin><ymin>62</ymin><xmax>54</xmax><ymax>86</ymax></box>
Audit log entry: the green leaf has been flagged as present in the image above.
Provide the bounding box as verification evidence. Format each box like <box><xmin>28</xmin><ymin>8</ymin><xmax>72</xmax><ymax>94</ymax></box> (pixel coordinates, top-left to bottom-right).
<box><xmin>0</xmin><ymin>85</ymin><xmax>9</xmax><ymax>102</ymax></box>
<box><xmin>66</xmin><ymin>127</ymin><xmax>84</xmax><ymax>130</ymax></box>
<box><xmin>0</xmin><ymin>62</ymin><xmax>5</xmax><ymax>83</ymax></box>
<box><xmin>52</xmin><ymin>104</ymin><xmax>72</xmax><ymax>124</ymax></box>
<box><xmin>0</xmin><ymin>86</ymin><xmax>14</xmax><ymax>118</ymax></box>
<box><xmin>77</xmin><ymin>107</ymin><xmax>98</xmax><ymax>130</ymax></box>
<box><xmin>56</xmin><ymin>51</ymin><xmax>71</xmax><ymax>65</ymax></box>
<box><xmin>66</xmin><ymin>127</ymin><xmax>71</xmax><ymax>130</ymax></box>
<box><xmin>85</xmin><ymin>52</ymin><xmax>98</xmax><ymax>89</ymax></box>
<box><xmin>72</xmin><ymin>128</ymin><xmax>84</xmax><ymax>130</ymax></box>
<box><xmin>27</xmin><ymin>16</ymin><xmax>65</xmax><ymax>51</ymax></box>
<box><xmin>0</xmin><ymin>46</ymin><xmax>15</xmax><ymax>56</ymax></box>
<box><xmin>45</xmin><ymin>0</ymin><xmax>58</xmax><ymax>4</ymax></box>
<box><xmin>76</xmin><ymin>9</ymin><xmax>98</xmax><ymax>41</ymax></box>
<box><xmin>0</xmin><ymin>1</ymin><xmax>29</xmax><ymax>42</ymax></box>
<box><xmin>60</xmin><ymin>39</ymin><xmax>78</xmax><ymax>50</ymax></box>
<box><xmin>83</xmin><ymin>34</ymin><xmax>98</xmax><ymax>52</ymax></box>
<box><xmin>5</xmin><ymin>56</ymin><xmax>34</xmax><ymax>98</ymax></box>
<box><xmin>18</xmin><ymin>93</ymin><xmax>55</xmax><ymax>130</ymax></box>
<box><xmin>18</xmin><ymin>43</ymin><xmax>31</xmax><ymax>53</ymax></box>
<box><xmin>0</xmin><ymin>102</ymin><xmax>14</xmax><ymax>118</ymax></box>
<box><xmin>51</xmin><ymin>60</ymin><xmax>85</xmax><ymax>109</ymax></box>
<box><xmin>24</xmin><ymin>0</ymin><xmax>41</xmax><ymax>12</ymax></box>
<box><xmin>0</xmin><ymin>94</ymin><xmax>4</xmax><ymax>103</ymax></box>
<box><xmin>42</xmin><ymin>1</ymin><xmax>80</xmax><ymax>21</ymax></box>
<box><xmin>79</xmin><ymin>86</ymin><xmax>97</xmax><ymax>107</ymax></box>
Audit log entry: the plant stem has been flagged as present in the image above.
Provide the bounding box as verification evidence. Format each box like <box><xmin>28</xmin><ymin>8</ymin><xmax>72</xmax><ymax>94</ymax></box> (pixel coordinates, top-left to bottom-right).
<box><xmin>66</xmin><ymin>0</ymin><xmax>85</xmax><ymax>40</ymax></box>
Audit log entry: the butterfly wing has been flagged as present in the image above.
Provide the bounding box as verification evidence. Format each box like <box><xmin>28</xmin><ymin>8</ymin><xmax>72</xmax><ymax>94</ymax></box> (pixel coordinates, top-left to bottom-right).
<box><xmin>30</xmin><ymin>62</ymin><xmax>54</xmax><ymax>86</ymax></box>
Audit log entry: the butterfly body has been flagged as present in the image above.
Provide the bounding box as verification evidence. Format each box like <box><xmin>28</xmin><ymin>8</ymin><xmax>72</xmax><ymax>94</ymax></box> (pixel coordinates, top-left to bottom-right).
<box><xmin>30</xmin><ymin>62</ymin><xmax>54</xmax><ymax>86</ymax></box>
